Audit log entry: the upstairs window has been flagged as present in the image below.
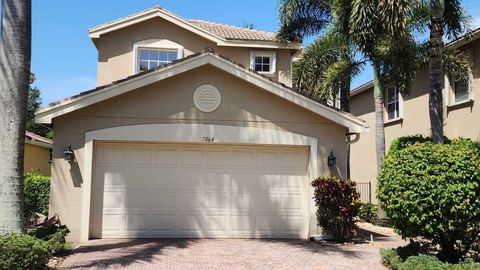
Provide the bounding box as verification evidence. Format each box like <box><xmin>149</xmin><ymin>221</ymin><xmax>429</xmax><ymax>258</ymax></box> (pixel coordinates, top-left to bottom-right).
<box><xmin>386</xmin><ymin>86</ymin><xmax>400</xmax><ymax>120</ymax></box>
<box><xmin>138</xmin><ymin>48</ymin><xmax>178</xmax><ymax>72</ymax></box>
<box><xmin>453</xmin><ymin>79</ymin><xmax>469</xmax><ymax>104</ymax></box>
<box><xmin>250</xmin><ymin>51</ymin><xmax>276</xmax><ymax>75</ymax></box>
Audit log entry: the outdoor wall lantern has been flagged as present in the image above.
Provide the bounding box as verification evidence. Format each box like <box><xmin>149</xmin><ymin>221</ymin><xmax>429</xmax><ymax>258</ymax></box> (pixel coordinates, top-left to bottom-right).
<box><xmin>327</xmin><ymin>151</ymin><xmax>336</xmax><ymax>167</ymax></box>
<box><xmin>64</xmin><ymin>144</ymin><xmax>74</xmax><ymax>162</ymax></box>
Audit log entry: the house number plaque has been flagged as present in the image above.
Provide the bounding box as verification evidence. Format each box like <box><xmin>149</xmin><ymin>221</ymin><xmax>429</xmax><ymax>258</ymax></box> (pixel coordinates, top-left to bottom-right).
<box><xmin>202</xmin><ymin>136</ymin><xmax>215</xmax><ymax>142</ymax></box>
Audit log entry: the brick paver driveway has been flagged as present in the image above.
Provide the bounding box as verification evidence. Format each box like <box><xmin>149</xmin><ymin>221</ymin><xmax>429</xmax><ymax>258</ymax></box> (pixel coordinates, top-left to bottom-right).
<box><xmin>60</xmin><ymin>225</ymin><xmax>405</xmax><ymax>270</ymax></box>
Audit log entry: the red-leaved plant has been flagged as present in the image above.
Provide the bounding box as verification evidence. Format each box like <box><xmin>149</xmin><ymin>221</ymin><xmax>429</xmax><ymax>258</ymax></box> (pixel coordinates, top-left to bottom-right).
<box><xmin>311</xmin><ymin>176</ymin><xmax>361</xmax><ymax>242</ymax></box>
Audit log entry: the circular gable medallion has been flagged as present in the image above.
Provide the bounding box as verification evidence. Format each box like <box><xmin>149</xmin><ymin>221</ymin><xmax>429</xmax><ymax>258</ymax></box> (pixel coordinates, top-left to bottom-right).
<box><xmin>193</xmin><ymin>84</ymin><xmax>221</xmax><ymax>113</ymax></box>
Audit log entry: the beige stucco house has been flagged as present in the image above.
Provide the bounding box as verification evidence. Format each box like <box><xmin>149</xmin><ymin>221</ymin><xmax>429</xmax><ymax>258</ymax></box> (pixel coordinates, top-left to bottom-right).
<box><xmin>24</xmin><ymin>131</ymin><xmax>52</xmax><ymax>176</ymax></box>
<box><xmin>350</xmin><ymin>29</ymin><xmax>480</xmax><ymax>204</ymax></box>
<box><xmin>36</xmin><ymin>6</ymin><xmax>367</xmax><ymax>242</ymax></box>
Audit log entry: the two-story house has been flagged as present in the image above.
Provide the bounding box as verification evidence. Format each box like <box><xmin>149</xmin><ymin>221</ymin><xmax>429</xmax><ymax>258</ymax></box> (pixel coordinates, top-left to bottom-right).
<box><xmin>36</xmin><ymin>6</ymin><xmax>367</xmax><ymax>242</ymax></box>
<box><xmin>350</xmin><ymin>29</ymin><xmax>480</xmax><ymax>204</ymax></box>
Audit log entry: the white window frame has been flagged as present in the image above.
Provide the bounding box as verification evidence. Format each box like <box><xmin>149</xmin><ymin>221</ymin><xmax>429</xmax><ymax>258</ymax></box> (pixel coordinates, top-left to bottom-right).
<box><xmin>250</xmin><ymin>51</ymin><xmax>276</xmax><ymax>75</ymax></box>
<box><xmin>446</xmin><ymin>49</ymin><xmax>474</xmax><ymax>107</ymax></box>
<box><xmin>385</xmin><ymin>85</ymin><xmax>403</xmax><ymax>122</ymax></box>
<box><xmin>132</xmin><ymin>39</ymin><xmax>184</xmax><ymax>74</ymax></box>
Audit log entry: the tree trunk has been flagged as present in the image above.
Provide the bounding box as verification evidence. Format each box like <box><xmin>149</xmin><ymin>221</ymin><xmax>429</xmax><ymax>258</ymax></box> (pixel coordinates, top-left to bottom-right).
<box><xmin>0</xmin><ymin>0</ymin><xmax>32</xmax><ymax>234</ymax></box>
<box><xmin>373</xmin><ymin>61</ymin><xmax>385</xmax><ymax>174</ymax></box>
<box><xmin>429</xmin><ymin>0</ymin><xmax>445</xmax><ymax>143</ymax></box>
<box><xmin>339</xmin><ymin>75</ymin><xmax>351</xmax><ymax>113</ymax></box>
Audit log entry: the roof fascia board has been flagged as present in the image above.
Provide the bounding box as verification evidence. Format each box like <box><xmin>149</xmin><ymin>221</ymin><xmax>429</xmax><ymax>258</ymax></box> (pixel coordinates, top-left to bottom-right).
<box><xmin>89</xmin><ymin>9</ymin><xmax>227</xmax><ymax>43</ymax></box>
<box><xmin>36</xmin><ymin>54</ymin><xmax>365</xmax><ymax>132</ymax></box>
<box><xmin>205</xmin><ymin>56</ymin><xmax>366</xmax><ymax>132</ymax></box>
<box><xmin>89</xmin><ymin>9</ymin><xmax>300</xmax><ymax>50</ymax></box>
<box><xmin>35</xmin><ymin>55</ymin><xmax>210</xmax><ymax>123</ymax></box>
<box><xmin>25</xmin><ymin>139</ymin><xmax>53</xmax><ymax>149</ymax></box>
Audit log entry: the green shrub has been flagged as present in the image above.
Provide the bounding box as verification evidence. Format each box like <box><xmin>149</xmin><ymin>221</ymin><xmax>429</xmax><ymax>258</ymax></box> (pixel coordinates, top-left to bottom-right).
<box><xmin>380</xmin><ymin>248</ymin><xmax>403</xmax><ymax>269</ymax></box>
<box><xmin>358</xmin><ymin>203</ymin><xmax>378</xmax><ymax>222</ymax></box>
<box><xmin>311</xmin><ymin>176</ymin><xmax>361</xmax><ymax>242</ymax></box>
<box><xmin>381</xmin><ymin>248</ymin><xmax>480</xmax><ymax>270</ymax></box>
<box><xmin>378</xmin><ymin>138</ymin><xmax>480</xmax><ymax>263</ymax></box>
<box><xmin>0</xmin><ymin>234</ymin><xmax>51</xmax><ymax>270</ymax></box>
<box><xmin>28</xmin><ymin>224</ymin><xmax>70</xmax><ymax>254</ymax></box>
<box><xmin>24</xmin><ymin>170</ymin><xmax>50</xmax><ymax>221</ymax></box>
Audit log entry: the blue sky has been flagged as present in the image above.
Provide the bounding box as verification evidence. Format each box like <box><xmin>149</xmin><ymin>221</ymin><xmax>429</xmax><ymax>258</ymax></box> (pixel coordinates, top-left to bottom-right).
<box><xmin>31</xmin><ymin>0</ymin><xmax>480</xmax><ymax>104</ymax></box>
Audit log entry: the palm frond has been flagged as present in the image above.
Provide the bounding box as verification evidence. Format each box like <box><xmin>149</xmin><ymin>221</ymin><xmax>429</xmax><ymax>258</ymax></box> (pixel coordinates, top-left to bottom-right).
<box><xmin>443</xmin><ymin>47</ymin><xmax>471</xmax><ymax>83</ymax></box>
<box><xmin>443</xmin><ymin>0</ymin><xmax>470</xmax><ymax>39</ymax></box>
<box><xmin>349</xmin><ymin>0</ymin><xmax>380</xmax><ymax>57</ymax></box>
<box><xmin>378</xmin><ymin>0</ymin><xmax>413</xmax><ymax>38</ymax></box>
<box><xmin>380</xmin><ymin>35</ymin><xmax>422</xmax><ymax>95</ymax></box>
<box><xmin>277</xmin><ymin>0</ymin><xmax>332</xmax><ymax>42</ymax></box>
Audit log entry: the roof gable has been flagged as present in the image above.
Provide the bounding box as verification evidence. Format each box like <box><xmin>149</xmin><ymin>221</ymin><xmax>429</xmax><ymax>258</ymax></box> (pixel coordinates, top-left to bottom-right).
<box><xmin>36</xmin><ymin>52</ymin><xmax>367</xmax><ymax>133</ymax></box>
<box><xmin>89</xmin><ymin>6</ymin><xmax>300</xmax><ymax>50</ymax></box>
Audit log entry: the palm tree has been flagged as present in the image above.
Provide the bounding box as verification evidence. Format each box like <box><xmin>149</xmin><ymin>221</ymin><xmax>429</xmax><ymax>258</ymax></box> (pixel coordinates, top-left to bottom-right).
<box><xmin>293</xmin><ymin>30</ymin><xmax>364</xmax><ymax>112</ymax></box>
<box><xmin>279</xmin><ymin>0</ymin><xmax>420</xmax><ymax>173</ymax></box>
<box><xmin>427</xmin><ymin>0</ymin><xmax>468</xmax><ymax>143</ymax></box>
<box><xmin>0</xmin><ymin>0</ymin><xmax>32</xmax><ymax>234</ymax></box>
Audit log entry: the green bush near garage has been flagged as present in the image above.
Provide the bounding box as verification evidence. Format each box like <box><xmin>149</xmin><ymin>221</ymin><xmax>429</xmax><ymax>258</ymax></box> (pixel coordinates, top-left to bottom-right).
<box><xmin>0</xmin><ymin>223</ymin><xmax>70</xmax><ymax>270</ymax></box>
<box><xmin>24</xmin><ymin>169</ymin><xmax>50</xmax><ymax>222</ymax></box>
<box><xmin>377</xmin><ymin>136</ymin><xmax>480</xmax><ymax>263</ymax></box>
<box><xmin>381</xmin><ymin>248</ymin><xmax>480</xmax><ymax>270</ymax></box>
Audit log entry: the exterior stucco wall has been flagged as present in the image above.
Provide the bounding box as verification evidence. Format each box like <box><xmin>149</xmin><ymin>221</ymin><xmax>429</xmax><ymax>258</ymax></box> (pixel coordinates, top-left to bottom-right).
<box><xmin>350</xmin><ymin>40</ymin><xmax>480</xmax><ymax>204</ymax></box>
<box><xmin>96</xmin><ymin>17</ymin><xmax>295</xmax><ymax>87</ymax></box>
<box><xmin>50</xmin><ymin>65</ymin><xmax>347</xmax><ymax>242</ymax></box>
<box><xmin>24</xmin><ymin>143</ymin><xmax>51</xmax><ymax>176</ymax></box>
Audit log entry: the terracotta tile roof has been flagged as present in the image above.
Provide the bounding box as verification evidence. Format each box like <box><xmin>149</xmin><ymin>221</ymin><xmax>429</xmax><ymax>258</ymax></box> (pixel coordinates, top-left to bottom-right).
<box><xmin>188</xmin><ymin>20</ymin><xmax>277</xmax><ymax>41</ymax></box>
<box><xmin>25</xmin><ymin>131</ymin><xmax>53</xmax><ymax>145</ymax></box>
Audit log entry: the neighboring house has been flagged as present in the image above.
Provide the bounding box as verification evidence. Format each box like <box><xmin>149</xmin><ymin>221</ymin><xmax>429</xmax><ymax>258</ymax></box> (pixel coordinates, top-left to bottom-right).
<box><xmin>350</xmin><ymin>29</ymin><xmax>480</xmax><ymax>204</ymax></box>
<box><xmin>35</xmin><ymin>6</ymin><xmax>367</xmax><ymax>242</ymax></box>
<box><xmin>24</xmin><ymin>131</ymin><xmax>52</xmax><ymax>176</ymax></box>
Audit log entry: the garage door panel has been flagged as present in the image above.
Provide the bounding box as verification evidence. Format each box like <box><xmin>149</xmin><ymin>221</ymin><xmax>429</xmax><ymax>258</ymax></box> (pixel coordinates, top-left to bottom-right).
<box><xmin>178</xmin><ymin>171</ymin><xmax>204</xmax><ymax>190</ymax></box>
<box><xmin>202</xmin><ymin>172</ymin><xmax>230</xmax><ymax>190</ymax></box>
<box><xmin>93</xmin><ymin>143</ymin><xmax>308</xmax><ymax>239</ymax></box>
<box><xmin>231</xmin><ymin>151</ymin><xmax>255</xmax><ymax>166</ymax></box>
<box><xmin>150</xmin><ymin>192</ymin><xmax>176</xmax><ymax>209</ymax></box>
<box><xmin>279</xmin><ymin>194</ymin><xmax>303</xmax><ymax>210</ymax></box>
<box><xmin>256</xmin><ymin>152</ymin><xmax>280</xmax><ymax>167</ymax></box>
<box><xmin>126</xmin><ymin>190</ymin><xmax>153</xmax><ymax>209</ymax></box>
<box><xmin>181</xmin><ymin>150</ymin><xmax>204</xmax><ymax>165</ymax></box>
<box><xmin>125</xmin><ymin>214</ymin><xmax>149</xmax><ymax>232</ymax></box>
<box><xmin>154</xmin><ymin>149</ymin><xmax>178</xmax><ymax>165</ymax></box>
<box><xmin>176</xmin><ymin>191</ymin><xmax>205</xmax><ymax>209</ymax></box>
<box><xmin>205</xmin><ymin>191</ymin><xmax>228</xmax><ymax>209</ymax></box>
<box><xmin>151</xmin><ymin>168</ymin><xmax>177</xmax><ymax>189</ymax></box>
<box><xmin>230</xmin><ymin>193</ymin><xmax>253</xmax><ymax>210</ymax></box>
<box><xmin>99</xmin><ymin>147</ymin><xmax>125</xmax><ymax>164</ymax></box>
<box><xmin>150</xmin><ymin>215</ymin><xmax>177</xmax><ymax>231</ymax></box>
<box><xmin>231</xmin><ymin>215</ymin><xmax>253</xmax><ymax>231</ymax></box>
<box><xmin>102</xmin><ymin>214</ymin><xmax>122</xmax><ymax>232</ymax></box>
<box><xmin>206</xmin><ymin>151</ymin><xmax>229</xmax><ymax>166</ymax></box>
<box><xmin>103</xmin><ymin>191</ymin><xmax>123</xmax><ymax>209</ymax></box>
<box><xmin>128</xmin><ymin>148</ymin><xmax>152</xmax><ymax>165</ymax></box>
<box><xmin>281</xmin><ymin>152</ymin><xmax>307</xmax><ymax>168</ymax></box>
<box><xmin>102</xmin><ymin>169</ymin><xmax>125</xmax><ymax>187</ymax></box>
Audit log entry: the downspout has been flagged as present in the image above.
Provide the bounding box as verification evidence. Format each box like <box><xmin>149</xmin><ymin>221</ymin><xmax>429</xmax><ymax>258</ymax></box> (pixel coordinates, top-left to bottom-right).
<box><xmin>346</xmin><ymin>132</ymin><xmax>361</xmax><ymax>180</ymax></box>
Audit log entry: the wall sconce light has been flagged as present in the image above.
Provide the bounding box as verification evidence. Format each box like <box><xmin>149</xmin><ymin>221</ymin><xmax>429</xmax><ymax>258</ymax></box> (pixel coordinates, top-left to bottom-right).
<box><xmin>64</xmin><ymin>144</ymin><xmax>74</xmax><ymax>162</ymax></box>
<box><xmin>327</xmin><ymin>151</ymin><xmax>336</xmax><ymax>167</ymax></box>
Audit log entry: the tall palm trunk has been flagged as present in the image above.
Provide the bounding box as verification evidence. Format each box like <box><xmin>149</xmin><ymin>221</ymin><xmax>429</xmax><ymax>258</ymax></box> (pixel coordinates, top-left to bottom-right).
<box><xmin>0</xmin><ymin>0</ymin><xmax>32</xmax><ymax>234</ymax></box>
<box><xmin>339</xmin><ymin>73</ymin><xmax>351</xmax><ymax>112</ymax></box>
<box><xmin>429</xmin><ymin>0</ymin><xmax>445</xmax><ymax>143</ymax></box>
<box><xmin>373</xmin><ymin>61</ymin><xmax>385</xmax><ymax>173</ymax></box>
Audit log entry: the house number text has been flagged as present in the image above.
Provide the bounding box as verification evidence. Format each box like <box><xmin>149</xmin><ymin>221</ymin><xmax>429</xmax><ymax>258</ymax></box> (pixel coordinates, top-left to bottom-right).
<box><xmin>202</xmin><ymin>136</ymin><xmax>215</xmax><ymax>142</ymax></box>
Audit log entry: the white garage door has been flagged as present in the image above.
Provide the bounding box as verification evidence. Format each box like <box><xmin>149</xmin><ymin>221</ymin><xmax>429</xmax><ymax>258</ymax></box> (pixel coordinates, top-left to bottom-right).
<box><xmin>91</xmin><ymin>142</ymin><xmax>309</xmax><ymax>239</ymax></box>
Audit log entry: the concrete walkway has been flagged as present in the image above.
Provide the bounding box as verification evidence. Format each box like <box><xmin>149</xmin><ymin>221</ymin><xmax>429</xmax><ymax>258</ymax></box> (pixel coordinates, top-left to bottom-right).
<box><xmin>59</xmin><ymin>224</ymin><xmax>405</xmax><ymax>270</ymax></box>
